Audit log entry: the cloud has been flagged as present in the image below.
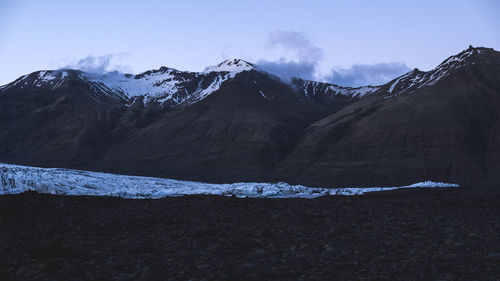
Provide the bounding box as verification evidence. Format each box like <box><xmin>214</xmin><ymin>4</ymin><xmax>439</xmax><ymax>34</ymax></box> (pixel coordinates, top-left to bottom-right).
<box><xmin>257</xmin><ymin>57</ymin><xmax>411</xmax><ymax>86</ymax></box>
<box><xmin>255</xmin><ymin>30</ymin><xmax>323</xmax><ymax>81</ymax></box>
<box><xmin>323</xmin><ymin>62</ymin><xmax>411</xmax><ymax>87</ymax></box>
<box><xmin>61</xmin><ymin>54</ymin><xmax>131</xmax><ymax>74</ymax></box>
<box><xmin>267</xmin><ymin>30</ymin><xmax>323</xmax><ymax>61</ymax></box>
<box><xmin>256</xmin><ymin>59</ymin><xmax>316</xmax><ymax>81</ymax></box>
<box><xmin>258</xmin><ymin>29</ymin><xmax>411</xmax><ymax>86</ymax></box>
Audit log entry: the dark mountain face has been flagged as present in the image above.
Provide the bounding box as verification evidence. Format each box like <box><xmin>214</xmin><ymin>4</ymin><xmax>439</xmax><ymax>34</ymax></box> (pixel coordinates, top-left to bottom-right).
<box><xmin>0</xmin><ymin>67</ymin><xmax>343</xmax><ymax>182</ymax></box>
<box><xmin>0</xmin><ymin>70</ymin><xmax>126</xmax><ymax>168</ymax></box>
<box><xmin>1</xmin><ymin>47</ymin><xmax>499</xmax><ymax>186</ymax></box>
<box><xmin>274</xmin><ymin>47</ymin><xmax>500</xmax><ymax>187</ymax></box>
<box><xmin>91</xmin><ymin>71</ymin><xmax>337</xmax><ymax>183</ymax></box>
<box><xmin>290</xmin><ymin>78</ymin><xmax>380</xmax><ymax>112</ymax></box>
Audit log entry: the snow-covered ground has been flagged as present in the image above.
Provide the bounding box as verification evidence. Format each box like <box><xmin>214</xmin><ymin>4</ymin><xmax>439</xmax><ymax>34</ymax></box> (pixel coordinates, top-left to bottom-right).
<box><xmin>0</xmin><ymin>163</ymin><xmax>458</xmax><ymax>199</ymax></box>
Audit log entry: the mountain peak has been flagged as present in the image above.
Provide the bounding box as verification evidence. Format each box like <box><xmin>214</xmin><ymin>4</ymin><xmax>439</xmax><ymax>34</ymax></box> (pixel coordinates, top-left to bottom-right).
<box><xmin>384</xmin><ymin>46</ymin><xmax>499</xmax><ymax>97</ymax></box>
<box><xmin>203</xmin><ymin>59</ymin><xmax>254</xmax><ymax>74</ymax></box>
<box><xmin>438</xmin><ymin>46</ymin><xmax>498</xmax><ymax>68</ymax></box>
<box><xmin>0</xmin><ymin>69</ymin><xmax>74</xmax><ymax>92</ymax></box>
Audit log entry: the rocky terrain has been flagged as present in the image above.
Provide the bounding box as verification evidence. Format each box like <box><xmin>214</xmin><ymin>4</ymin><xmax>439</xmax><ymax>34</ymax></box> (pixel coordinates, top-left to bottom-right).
<box><xmin>0</xmin><ymin>188</ymin><xmax>499</xmax><ymax>280</ymax></box>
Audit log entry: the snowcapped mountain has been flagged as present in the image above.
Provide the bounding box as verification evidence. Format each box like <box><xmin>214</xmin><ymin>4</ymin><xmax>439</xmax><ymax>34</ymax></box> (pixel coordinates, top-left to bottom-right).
<box><xmin>0</xmin><ymin>46</ymin><xmax>499</xmax><ymax>187</ymax></box>
<box><xmin>86</xmin><ymin>59</ymin><xmax>258</xmax><ymax>107</ymax></box>
<box><xmin>0</xmin><ymin>58</ymin><xmax>380</xmax><ymax>110</ymax></box>
<box><xmin>0</xmin><ymin>70</ymin><xmax>69</xmax><ymax>91</ymax></box>
<box><xmin>3</xmin><ymin>47</ymin><xmax>497</xmax><ymax>109</ymax></box>
<box><xmin>273</xmin><ymin>46</ymin><xmax>500</xmax><ymax>187</ymax></box>
<box><xmin>382</xmin><ymin>46</ymin><xmax>499</xmax><ymax>98</ymax></box>
<box><xmin>202</xmin><ymin>58</ymin><xmax>255</xmax><ymax>73</ymax></box>
<box><xmin>0</xmin><ymin>59</ymin><xmax>260</xmax><ymax>109</ymax></box>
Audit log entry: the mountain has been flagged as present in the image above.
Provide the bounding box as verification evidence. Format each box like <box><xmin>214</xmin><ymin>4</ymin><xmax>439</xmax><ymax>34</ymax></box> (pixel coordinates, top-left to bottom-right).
<box><xmin>0</xmin><ymin>59</ymin><xmax>256</xmax><ymax>110</ymax></box>
<box><xmin>0</xmin><ymin>46</ymin><xmax>499</xmax><ymax>187</ymax></box>
<box><xmin>274</xmin><ymin>46</ymin><xmax>500</xmax><ymax>186</ymax></box>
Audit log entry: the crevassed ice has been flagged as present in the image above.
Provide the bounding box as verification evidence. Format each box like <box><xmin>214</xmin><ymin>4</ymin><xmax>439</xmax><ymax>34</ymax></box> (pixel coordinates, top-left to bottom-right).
<box><xmin>0</xmin><ymin>163</ymin><xmax>459</xmax><ymax>199</ymax></box>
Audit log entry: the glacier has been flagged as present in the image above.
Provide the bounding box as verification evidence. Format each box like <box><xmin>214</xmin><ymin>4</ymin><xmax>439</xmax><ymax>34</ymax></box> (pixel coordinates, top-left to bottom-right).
<box><xmin>0</xmin><ymin>163</ymin><xmax>458</xmax><ymax>199</ymax></box>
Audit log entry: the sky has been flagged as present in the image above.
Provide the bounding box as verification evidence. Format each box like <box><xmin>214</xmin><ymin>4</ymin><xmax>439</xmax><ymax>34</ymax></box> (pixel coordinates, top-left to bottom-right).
<box><xmin>1</xmin><ymin>0</ymin><xmax>499</xmax><ymax>86</ymax></box>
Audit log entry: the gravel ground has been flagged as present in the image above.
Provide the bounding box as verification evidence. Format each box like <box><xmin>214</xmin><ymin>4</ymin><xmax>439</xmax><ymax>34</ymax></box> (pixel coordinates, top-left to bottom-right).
<box><xmin>0</xmin><ymin>188</ymin><xmax>499</xmax><ymax>281</ymax></box>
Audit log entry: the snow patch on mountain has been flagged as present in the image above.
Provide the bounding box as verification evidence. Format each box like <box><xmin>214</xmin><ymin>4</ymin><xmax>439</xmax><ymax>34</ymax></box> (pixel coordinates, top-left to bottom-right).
<box><xmin>190</xmin><ymin>73</ymin><xmax>232</xmax><ymax>102</ymax></box>
<box><xmin>203</xmin><ymin>59</ymin><xmax>254</xmax><ymax>75</ymax></box>
<box><xmin>84</xmin><ymin>70</ymin><xmax>183</xmax><ymax>104</ymax></box>
<box><xmin>83</xmin><ymin>59</ymin><xmax>255</xmax><ymax>106</ymax></box>
<box><xmin>295</xmin><ymin>79</ymin><xmax>380</xmax><ymax>99</ymax></box>
<box><xmin>259</xmin><ymin>90</ymin><xmax>268</xmax><ymax>99</ymax></box>
<box><xmin>0</xmin><ymin>71</ymin><xmax>71</xmax><ymax>91</ymax></box>
<box><xmin>0</xmin><ymin>75</ymin><xmax>28</xmax><ymax>92</ymax></box>
<box><xmin>0</xmin><ymin>163</ymin><xmax>458</xmax><ymax>199</ymax></box>
<box><xmin>385</xmin><ymin>47</ymin><xmax>498</xmax><ymax>98</ymax></box>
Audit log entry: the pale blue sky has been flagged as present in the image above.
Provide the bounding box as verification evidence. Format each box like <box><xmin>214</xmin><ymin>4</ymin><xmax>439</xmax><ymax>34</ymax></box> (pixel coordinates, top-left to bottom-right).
<box><xmin>1</xmin><ymin>0</ymin><xmax>499</xmax><ymax>86</ymax></box>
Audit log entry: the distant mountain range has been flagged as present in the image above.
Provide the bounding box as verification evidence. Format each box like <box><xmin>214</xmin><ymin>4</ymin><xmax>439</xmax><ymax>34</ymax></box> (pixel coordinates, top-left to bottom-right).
<box><xmin>1</xmin><ymin>46</ymin><xmax>499</xmax><ymax>187</ymax></box>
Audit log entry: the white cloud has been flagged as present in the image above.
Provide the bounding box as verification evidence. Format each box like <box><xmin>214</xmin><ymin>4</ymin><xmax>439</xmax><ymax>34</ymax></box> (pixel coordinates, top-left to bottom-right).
<box><xmin>258</xmin><ymin>29</ymin><xmax>411</xmax><ymax>86</ymax></box>
<box><xmin>267</xmin><ymin>30</ymin><xmax>324</xmax><ymax>61</ymax></box>
<box><xmin>323</xmin><ymin>62</ymin><xmax>411</xmax><ymax>86</ymax></box>
<box><xmin>60</xmin><ymin>54</ymin><xmax>132</xmax><ymax>74</ymax></box>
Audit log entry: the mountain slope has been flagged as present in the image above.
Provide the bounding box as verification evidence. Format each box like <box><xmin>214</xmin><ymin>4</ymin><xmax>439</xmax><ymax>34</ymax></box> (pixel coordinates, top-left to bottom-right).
<box><xmin>0</xmin><ymin>66</ymin><xmax>342</xmax><ymax>182</ymax></box>
<box><xmin>274</xmin><ymin>46</ymin><xmax>500</xmax><ymax>186</ymax></box>
<box><xmin>0</xmin><ymin>70</ymin><xmax>126</xmax><ymax>168</ymax></box>
<box><xmin>0</xmin><ymin>46</ymin><xmax>499</xmax><ymax>187</ymax></box>
<box><xmin>91</xmin><ymin>70</ymin><xmax>335</xmax><ymax>182</ymax></box>
<box><xmin>84</xmin><ymin>59</ymin><xmax>256</xmax><ymax>108</ymax></box>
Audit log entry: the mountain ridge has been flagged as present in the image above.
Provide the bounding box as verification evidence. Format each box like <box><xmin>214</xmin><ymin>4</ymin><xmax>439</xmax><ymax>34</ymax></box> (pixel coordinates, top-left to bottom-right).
<box><xmin>0</xmin><ymin>56</ymin><xmax>385</xmax><ymax>109</ymax></box>
<box><xmin>0</xmin><ymin>46</ymin><xmax>499</xmax><ymax>187</ymax></box>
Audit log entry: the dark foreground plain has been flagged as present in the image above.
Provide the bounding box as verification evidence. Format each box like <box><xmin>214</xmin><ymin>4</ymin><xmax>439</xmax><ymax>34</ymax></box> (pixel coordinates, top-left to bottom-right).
<box><xmin>0</xmin><ymin>188</ymin><xmax>499</xmax><ymax>281</ymax></box>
